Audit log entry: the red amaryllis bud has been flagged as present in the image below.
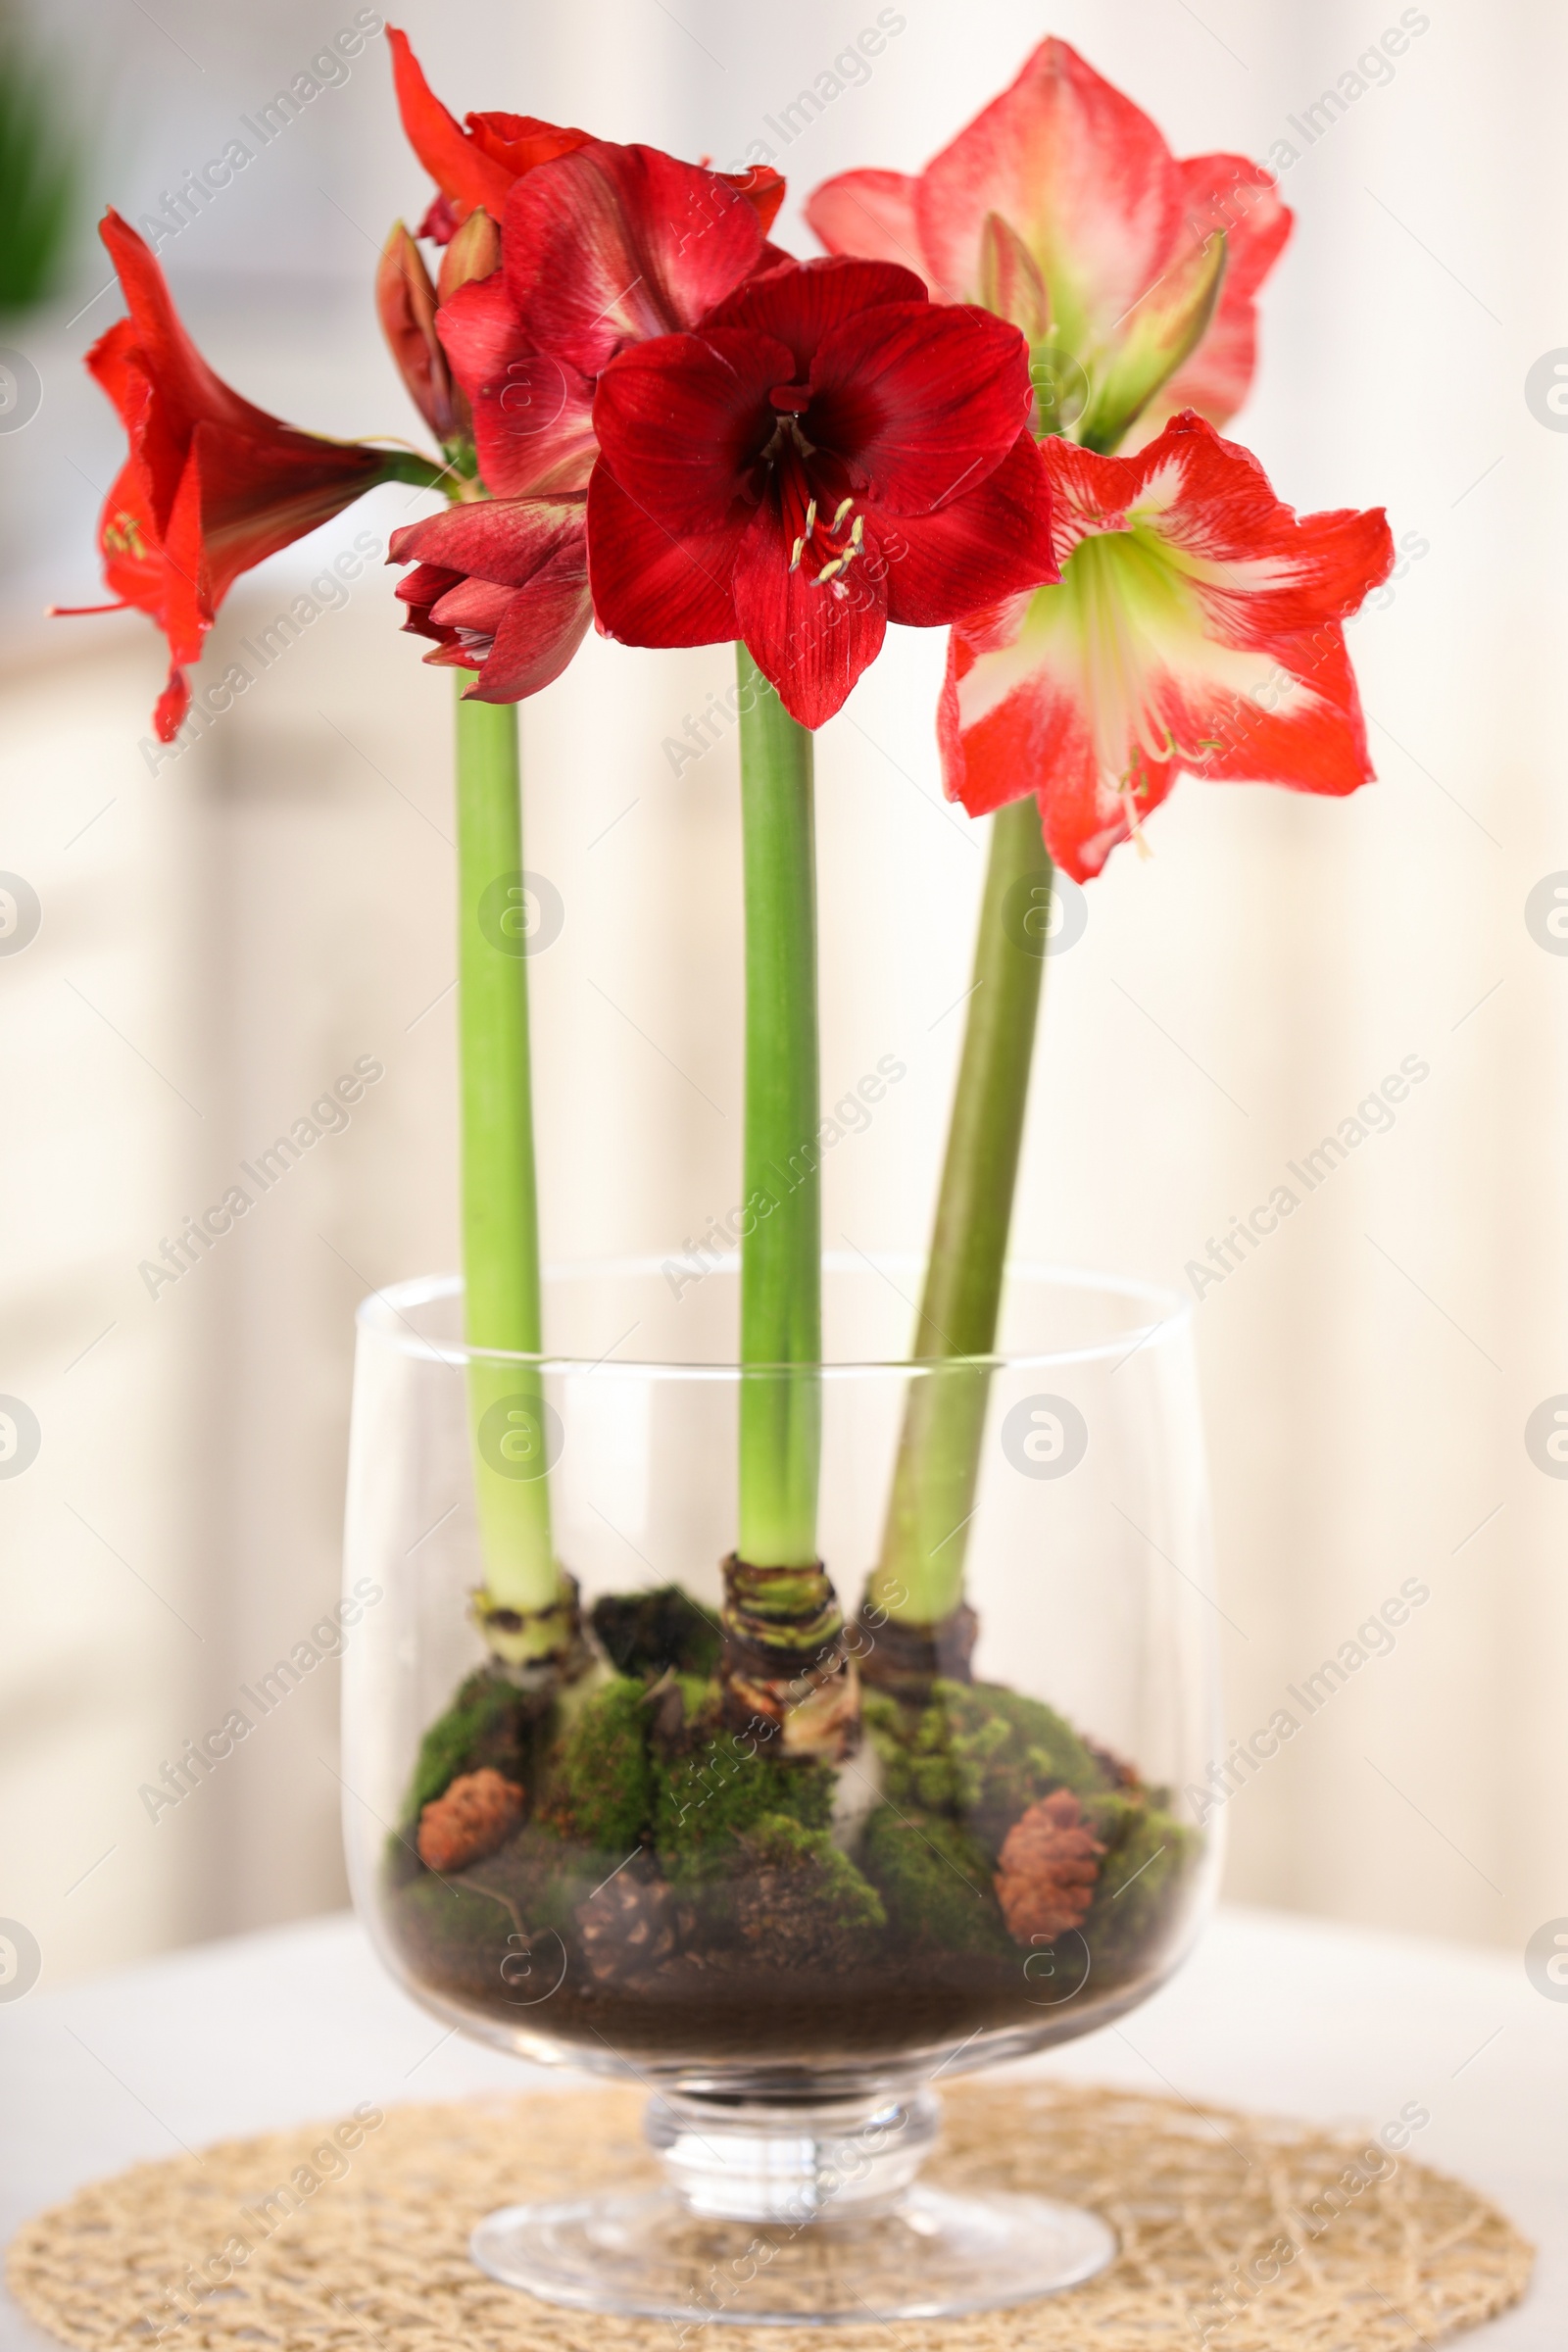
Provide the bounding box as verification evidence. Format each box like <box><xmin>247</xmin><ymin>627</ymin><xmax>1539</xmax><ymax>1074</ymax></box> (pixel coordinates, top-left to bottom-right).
<box><xmin>391</xmin><ymin>495</ymin><xmax>590</xmax><ymax>703</ymax></box>
<box><xmin>436</xmin><ymin>208</ymin><xmax>502</xmax><ymax>304</ymax></box>
<box><xmin>377</xmin><ymin>221</ymin><xmax>466</xmax><ymax>445</ymax></box>
<box><xmin>63</xmin><ymin>212</ymin><xmax>426</xmax><ymax>741</ymax></box>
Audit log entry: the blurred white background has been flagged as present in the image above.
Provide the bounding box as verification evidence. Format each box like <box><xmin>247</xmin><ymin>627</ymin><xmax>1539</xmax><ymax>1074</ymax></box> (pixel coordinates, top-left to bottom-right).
<box><xmin>1</xmin><ymin>0</ymin><xmax>1564</xmax><ymax>1986</ymax></box>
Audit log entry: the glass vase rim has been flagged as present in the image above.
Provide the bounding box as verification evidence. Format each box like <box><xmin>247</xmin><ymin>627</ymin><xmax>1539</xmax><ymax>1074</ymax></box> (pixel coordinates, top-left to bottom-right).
<box><xmin>354</xmin><ymin>1254</ymin><xmax>1192</xmax><ymax>1378</ymax></box>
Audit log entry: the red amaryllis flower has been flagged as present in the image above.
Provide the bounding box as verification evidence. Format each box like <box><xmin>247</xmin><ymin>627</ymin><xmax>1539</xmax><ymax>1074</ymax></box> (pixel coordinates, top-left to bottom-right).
<box><xmin>587</xmin><ymin>257</ymin><xmax>1059</xmax><ymax>729</ymax></box>
<box><xmin>439</xmin><ymin>136</ymin><xmax>778</xmax><ymax>504</ymax></box>
<box><xmin>394</xmin><ymin>136</ymin><xmax>786</xmax><ymax>704</ymax></box>
<box><xmin>807</xmin><ymin>37</ymin><xmax>1290</xmax><ymax>456</ymax></box>
<box><xmin>65</xmin><ymin>212</ymin><xmax>413</xmax><ymax>741</ymax></box>
<box><xmin>390</xmin><ymin>497</ymin><xmax>590</xmax><ymax>702</ymax></box>
<box><xmin>939</xmin><ymin>412</ymin><xmax>1394</xmax><ymax>881</ymax></box>
<box><xmin>386</xmin><ymin>24</ymin><xmax>785</xmax><ymax>243</ymax></box>
<box><xmin>386</xmin><ymin>24</ymin><xmax>591</xmax><ymax>242</ymax></box>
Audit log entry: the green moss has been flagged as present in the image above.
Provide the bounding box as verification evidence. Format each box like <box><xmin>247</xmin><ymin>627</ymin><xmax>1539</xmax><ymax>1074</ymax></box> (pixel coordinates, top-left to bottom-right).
<box><xmin>654</xmin><ymin>1720</ymin><xmax>834</xmax><ymax>1883</ymax></box>
<box><xmin>860</xmin><ymin>1805</ymin><xmax>1013</xmax><ymax>1958</ymax></box>
<box><xmin>388</xmin><ymin>1821</ymin><xmax>586</xmax><ymax>1998</ymax></box>
<box><xmin>1081</xmin><ymin>1793</ymin><xmax>1200</xmax><ymax>1977</ymax></box>
<box><xmin>591</xmin><ymin>1586</ymin><xmax>722</xmax><ymax>1680</ymax></box>
<box><xmin>741</xmin><ymin>1813</ymin><xmax>886</xmax><ymax>1933</ymax></box>
<box><xmin>865</xmin><ymin>1680</ymin><xmax>1110</xmax><ymax>1853</ymax></box>
<box><xmin>403</xmin><ymin>1668</ymin><xmax>544</xmax><ymax>1825</ymax></box>
<box><xmin>547</xmin><ymin>1674</ymin><xmax>653</xmax><ymax>1852</ymax></box>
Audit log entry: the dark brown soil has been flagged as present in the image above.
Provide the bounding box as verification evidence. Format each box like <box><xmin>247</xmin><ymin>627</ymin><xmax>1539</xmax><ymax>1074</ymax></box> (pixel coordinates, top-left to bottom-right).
<box><xmin>380</xmin><ymin>1867</ymin><xmax>1178</xmax><ymax>2063</ymax></box>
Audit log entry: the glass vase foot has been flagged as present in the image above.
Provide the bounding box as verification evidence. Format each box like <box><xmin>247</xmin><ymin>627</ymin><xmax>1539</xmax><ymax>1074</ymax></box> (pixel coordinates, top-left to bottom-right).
<box><xmin>468</xmin><ymin>2088</ymin><xmax>1116</xmax><ymax>2324</ymax></box>
<box><xmin>470</xmin><ymin>2182</ymin><xmax>1115</xmax><ymax>2325</ymax></box>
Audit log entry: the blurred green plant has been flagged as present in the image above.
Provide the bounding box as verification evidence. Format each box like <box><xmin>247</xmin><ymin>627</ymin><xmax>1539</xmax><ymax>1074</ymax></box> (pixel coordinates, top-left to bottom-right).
<box><xmin>0</xmin><ymin>11</ymin><xmax>82</xmax><ymax>313</ymax></box>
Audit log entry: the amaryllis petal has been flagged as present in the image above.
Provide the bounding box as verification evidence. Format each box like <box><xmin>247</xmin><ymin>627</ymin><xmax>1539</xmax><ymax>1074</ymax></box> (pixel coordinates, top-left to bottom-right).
<box><xmin>437</xmin><ymin>271</ymin><xmax>598</xmax><ymax>496</ymax></box>
<box><xmin>153</xmin><ymin>669</ymin><xmax>191</xmax><ymax>743</ymax></box>
<box><xmin>161</xmin><ymin>440</ymin><xmax>210</xmax><ymax>666</ymax></box>
<box><xmin>593</xmin><ymin>329</ymin><xmax>792</xmax><ymax>534</ymax></box>
<box><xmin>504</xmin><ymin>143</ymin><xmax>766</xmax><ymax>379</ymax></box>
<box><xmin>468</xmin><ymin>545</ymin><xmax>593</xmax><ymax>700</ymax></box>
<box><xmin>429</xmin><ymin>575</ymin><xmax>517</xmax><ymax>633</ymax></box>
<box><xmin>389</xmin><ymin>494</ymin><xmax>584</xmax><ymax>588</ymax></box>
<box><xmin>95</xmin><ymin>452</ymin><xmax>163</xmax><ymax>615</ymax></box>
<box><xmin>803</xmin><ymin>170</ymin><xmax>933</xmax><ymax>288</ymax></box>
<box><xmin>396</xmin><ymin>560</ymin><xmax>464</xmax><ymax>647</ymax></box>
<box><xmin>386</xmin><ymin>26</ymin><xmax>555</xmax><ymax>226</ymax></box>
<box><xmin>74</xmin><ymin>213</ymin><xmax>406</xmax><ymax>739</ymax></box>
<box><xmin>704</xmin><ymin>256</ymin><xmax>929</xmax><ymax>369</ymax></box>
<box><xmin>883</xmin><ymin>429</ymin><xmax>1058</xmax><ymax>626</ymax></box>
<box><xmin>90</xmin><ymin>214</ymin><xmax>259</xmax><ymax>509</ymax></box>
<box><xmin>725</xmin><ymin>165</ymin><xmax>788</xmax><ymax>237</ymax></box>
<box><xmin>732</xmin><ymin>498</ymin><xmax>888</xmax><ymax>729</ymax></box>
<box><xmin>465</xmin><ymin>110</ymin><xmax>597</xmax><ymax>181</ymax></box>
<box><xmin>806</xmin><ymin>300</ymin><xmax>1033</xmax><ymax>513</ymax></box>
<box><xmin>940</xmin><ymin>413</ymin><xmax>1392</xmax><ymax>881</ymax></box>
<box><xmin>585</xmin><ymin>462</ymin><xmax>749</xmax><ymax>649</ymax></box>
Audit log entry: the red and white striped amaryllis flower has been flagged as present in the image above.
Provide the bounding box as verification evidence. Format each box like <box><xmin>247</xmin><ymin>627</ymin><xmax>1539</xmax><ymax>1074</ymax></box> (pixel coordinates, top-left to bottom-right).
<box><xmin>939</xmin><ymin>414</ymin><xmax>1394</xmax><ymax>882</ymax></box>
<box><xmin>587</xmin><ymin>256</ymin><xmax>1059</xmax><ymax>729</ymax></box>
<box><xmin>807</xmin><ymin>36</ymin><xmax>1290</xmax><ymax>457</ymax></box>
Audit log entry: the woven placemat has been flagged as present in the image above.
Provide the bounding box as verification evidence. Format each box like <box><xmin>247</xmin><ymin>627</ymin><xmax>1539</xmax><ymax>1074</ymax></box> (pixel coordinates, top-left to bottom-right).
<box><xmin>6</xmin><ymin>2080</ymin><xmax>1533</xmax><ymax>2352</ymax></box>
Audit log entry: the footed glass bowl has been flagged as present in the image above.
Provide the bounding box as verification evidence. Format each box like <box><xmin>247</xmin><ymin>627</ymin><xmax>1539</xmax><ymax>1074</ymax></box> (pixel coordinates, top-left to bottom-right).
<box><xmin>341</xmin><ymin>1256</ymin><xmax>1220</xmax><ymax>2323</ymax></box>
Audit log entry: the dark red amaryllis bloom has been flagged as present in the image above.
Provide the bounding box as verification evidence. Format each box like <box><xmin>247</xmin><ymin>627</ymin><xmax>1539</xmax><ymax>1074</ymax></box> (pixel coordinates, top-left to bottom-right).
<box><xmin>587</xmin><ymin>257</ymin><xmax>1059</xmax><ymax>729</ymax></box>
<box><xmin>390</xmin><ymin>496</ymin><xmax>590</xmax><ymax>702</ymax></box>
<box><xmin>939</xmin><ymin>412</ymin><xmax>1393</xmax><ymax>879</ymax></box>
<box><xmin>394</xmin><ymin>136</ymin><xmax>786</xmax><ymax>703</ymax></box>
<box><xmin>64</xmin><ymin>212</ymin><xmax>410</xmax><ymax>741</ymax></box>
<box><xmin>386</xmin><ymin>24</ymin><xmax>784</xmax><ymax>243</ymax></box>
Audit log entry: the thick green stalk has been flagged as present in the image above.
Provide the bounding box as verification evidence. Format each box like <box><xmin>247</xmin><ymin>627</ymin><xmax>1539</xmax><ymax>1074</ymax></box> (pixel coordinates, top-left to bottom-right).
<box><xmin>868</xmin><ymin>795</ymin><xmax>1052</xmax><ymax>1625</ymax></box>
<box><xmin>736</xmin><ymin>650</ymin><xmax>820</xmax><ymax>1570</ymax></box>
<box><xmin>454</xmin><ymin>679</ymin><xmax>565</xmax><ymax>1659</ymax></box>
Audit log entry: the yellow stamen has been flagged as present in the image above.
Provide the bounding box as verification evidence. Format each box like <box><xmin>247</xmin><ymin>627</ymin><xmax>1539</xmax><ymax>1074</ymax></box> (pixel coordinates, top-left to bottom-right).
<box><xmin>790</xmin><ymin>536</ymin><xmax>805</xmax><ymax>571</ymax></box>
<box><xmin>832</xmin><ymin>497</ymin><xmax>854</xmax><ymax>529</ymax></box>
<box><xmin>804</xmin><ymin>498</ymin><xmax>818</xmax><ymax>536</ymax></box>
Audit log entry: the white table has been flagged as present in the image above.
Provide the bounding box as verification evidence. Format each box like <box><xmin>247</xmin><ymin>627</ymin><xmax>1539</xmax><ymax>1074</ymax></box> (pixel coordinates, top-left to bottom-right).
<box><xmin>1</xmin><ymin>1905</ymin><xmax>1560</xmax><ymax>2347</ymax></box>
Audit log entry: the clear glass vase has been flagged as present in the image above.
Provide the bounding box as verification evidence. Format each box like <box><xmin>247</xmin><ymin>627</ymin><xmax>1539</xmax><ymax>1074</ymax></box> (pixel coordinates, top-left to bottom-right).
<box><xmin>341</xmin><ymin>1256</ymin><xmax>1220</xmax><ymax>2323</ymax></box>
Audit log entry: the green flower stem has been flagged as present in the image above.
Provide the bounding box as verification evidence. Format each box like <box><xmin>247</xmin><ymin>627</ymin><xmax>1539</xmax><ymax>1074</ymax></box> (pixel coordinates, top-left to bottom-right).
<box><xmin>736</xmin><ymin>649</ymin><xmax>821</xmax><ymax>1572</ymax></box>
<box><xmin>454</xmin><ymin>679</ymin><xmax>565</xmax><ymax>1659</ymax></box>
<box><xmin>379</xmin><ymin>449</ymin><xmax>458</xmax><ymax>493</ymax></box>
<box><xmin>867</xmin><ymin>795</ymin><xmax>1052</xmax><ymax>1626</ymax></box>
